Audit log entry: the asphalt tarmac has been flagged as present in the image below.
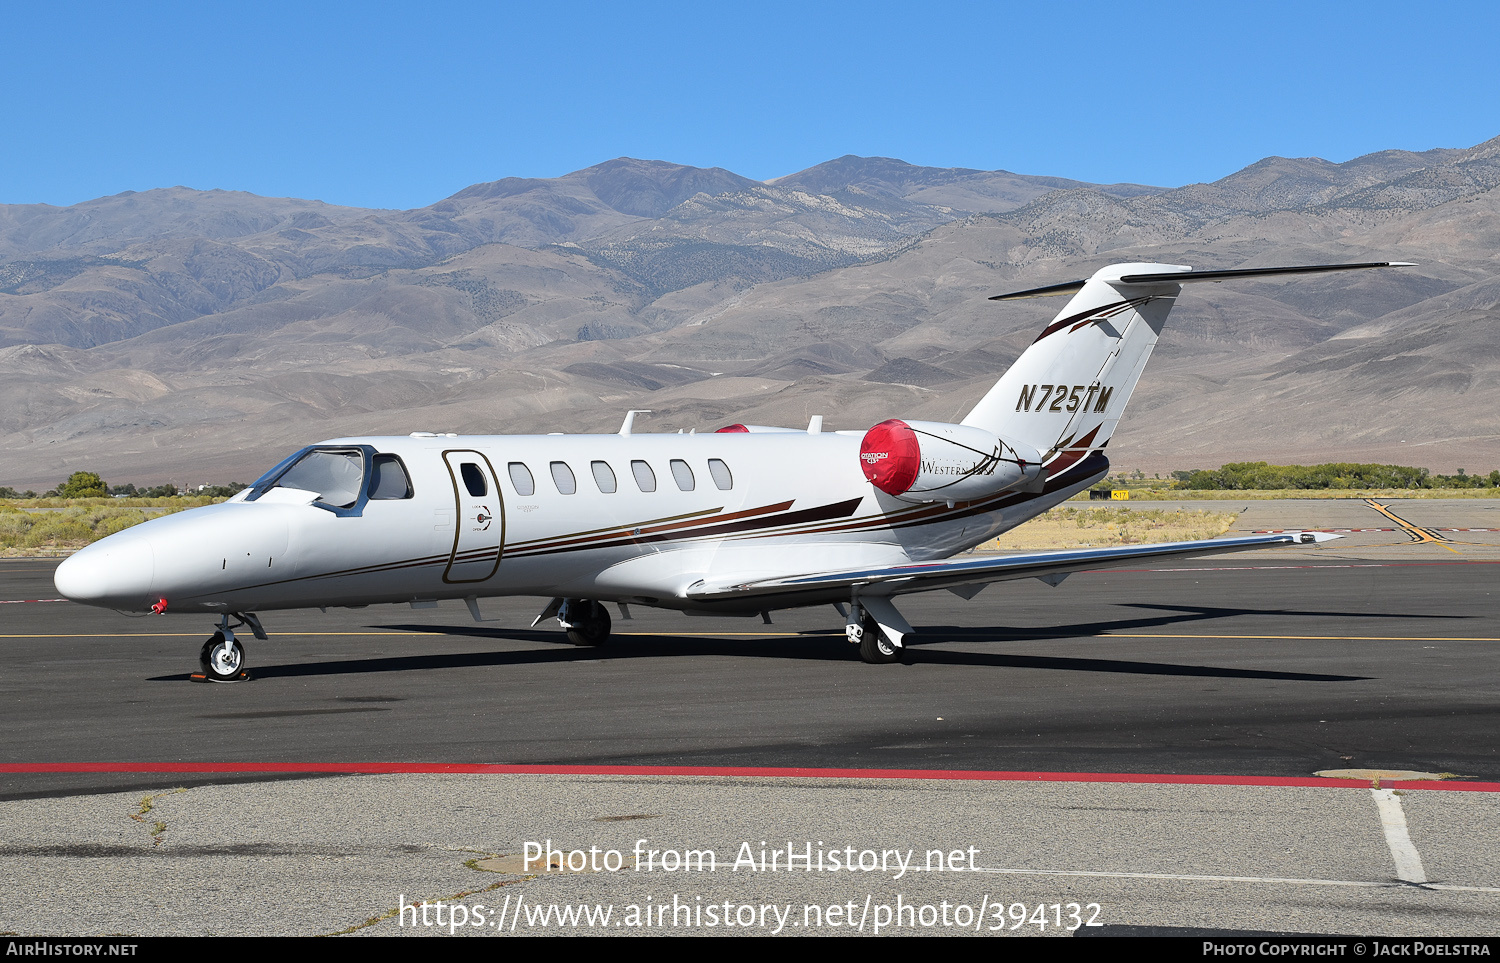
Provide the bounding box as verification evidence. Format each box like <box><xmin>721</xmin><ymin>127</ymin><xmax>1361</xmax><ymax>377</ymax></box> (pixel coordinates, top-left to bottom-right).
<box><xmin>2</xmin><ymin>498</ymin><xmax>1498</xmax><ymax>936</ymax></box>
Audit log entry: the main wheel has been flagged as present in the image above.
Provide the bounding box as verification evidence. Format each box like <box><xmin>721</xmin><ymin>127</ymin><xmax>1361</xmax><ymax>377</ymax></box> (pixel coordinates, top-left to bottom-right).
<box><xmin>199</xmin><ymin>632</ymin><xmax>247</xmax><ymax>681</ymax></box>
<box><xmin>857</xmin><ymin>616</ymin><xmax>900</xmax><ymax>664</ymax></box>
<box><xmin>565</xmin><ymin>600</ymin><xmax>612</xmax><ymax>646</ymax></box>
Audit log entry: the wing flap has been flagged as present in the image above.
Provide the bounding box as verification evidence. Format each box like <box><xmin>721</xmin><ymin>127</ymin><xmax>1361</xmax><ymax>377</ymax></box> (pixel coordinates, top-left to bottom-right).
<box><xmin>685</xmin><ymin>532</ymin><xmax>1338</xmax><ymax>602</ymax></box>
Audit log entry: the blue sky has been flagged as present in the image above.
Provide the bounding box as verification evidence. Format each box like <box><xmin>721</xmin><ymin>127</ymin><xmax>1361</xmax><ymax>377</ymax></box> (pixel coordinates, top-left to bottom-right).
<box><xmin>3</xmin><ymin>1</ymin><xmax>1496</xmax><ymax>209</ymax></box>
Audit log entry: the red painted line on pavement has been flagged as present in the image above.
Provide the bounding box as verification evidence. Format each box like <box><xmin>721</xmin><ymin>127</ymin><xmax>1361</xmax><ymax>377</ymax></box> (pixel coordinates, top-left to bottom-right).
<box><xmin>1252</xmin><ymin>529</ymin><xmax>1396</xmax><ymax>533</ymax></box>
<box><xmin>1383</xmin><ymin>779</ymin><xmax>1500</xmax><ymax>792</ymax></box>
<box><xmin>3</xmin><ymin>762</ymin><xmax>1497</xmax><ymax>792</ymax></box>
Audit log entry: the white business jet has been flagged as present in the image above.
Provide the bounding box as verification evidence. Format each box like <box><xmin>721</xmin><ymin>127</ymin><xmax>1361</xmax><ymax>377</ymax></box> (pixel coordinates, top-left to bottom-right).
<box><xmin>54</xmin><ymin>261</ymin><xmax>1408</xmax><ymax>680</ymax></box>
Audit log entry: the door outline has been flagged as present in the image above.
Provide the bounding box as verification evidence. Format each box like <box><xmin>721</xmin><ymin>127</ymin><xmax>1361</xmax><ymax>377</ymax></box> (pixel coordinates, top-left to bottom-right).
<box><xmin>442</xmin><ymin>449</ymin><xmax>505</xmax><ymax>584</ymax></box>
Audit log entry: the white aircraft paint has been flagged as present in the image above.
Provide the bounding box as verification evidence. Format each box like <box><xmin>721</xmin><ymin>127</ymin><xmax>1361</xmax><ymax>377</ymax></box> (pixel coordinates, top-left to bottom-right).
<box><xmin>54</xmin><ymin>261</ymin><xmax>1406</xmax><ymax>678</ymax></box>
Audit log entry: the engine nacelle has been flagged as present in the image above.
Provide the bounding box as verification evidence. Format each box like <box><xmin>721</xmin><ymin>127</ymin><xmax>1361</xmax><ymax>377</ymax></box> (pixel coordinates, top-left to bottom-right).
<box><xmin>859</xmin><ymin>419</ymin><xmax>1044</xmax><ymax>503</ymax></box>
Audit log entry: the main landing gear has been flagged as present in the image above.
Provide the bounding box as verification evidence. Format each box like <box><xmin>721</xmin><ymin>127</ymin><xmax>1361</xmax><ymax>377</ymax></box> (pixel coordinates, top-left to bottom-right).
<box><xmin>843</xmin><ymin>598</ymin><xmax>913</xmax><ymax>665</ymax></box>
<box><xmin>558</xmin><ymin>598</ymin><xmax>612</xmax><ymax>646</ymax></box>
<box><xmin>846</xmin><ymin>611</ymin><xmax>898</xmax><ymax>664</ymax></box>
<box><xmin>193</xmin><ymin>613</ymin><xmax>264</xmax><ymax>683</ymax></box>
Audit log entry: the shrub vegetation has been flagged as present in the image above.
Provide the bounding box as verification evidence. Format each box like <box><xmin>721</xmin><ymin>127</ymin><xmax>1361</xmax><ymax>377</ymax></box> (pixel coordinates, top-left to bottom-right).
<box><xmin>1172</xmin><ymin>462</ymin><xmax>1498</xmax><ymax>491</ymax></box>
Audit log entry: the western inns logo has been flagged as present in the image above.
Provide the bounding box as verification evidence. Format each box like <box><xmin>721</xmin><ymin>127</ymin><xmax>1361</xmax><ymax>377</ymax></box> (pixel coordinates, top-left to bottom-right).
<box><xmin>1016</xmin><ymin>383</ymin><xmax>1113</xmax><ymax>413</ymax></box>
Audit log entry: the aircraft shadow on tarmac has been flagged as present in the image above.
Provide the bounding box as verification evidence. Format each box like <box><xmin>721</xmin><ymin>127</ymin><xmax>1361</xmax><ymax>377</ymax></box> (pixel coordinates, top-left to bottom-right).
<box><xmin>977</xmin><ymin>600</ymin><xmax>1463</xmax><ymax>637</ymax></box>
<box><xmin>143</xmin><ymin>603</ymin><xmax>1379</xmax><ymax>683</ymax></box>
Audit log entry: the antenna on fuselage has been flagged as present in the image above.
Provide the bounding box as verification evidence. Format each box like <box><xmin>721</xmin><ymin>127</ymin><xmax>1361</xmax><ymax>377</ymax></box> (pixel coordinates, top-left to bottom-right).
<box><xmin>619</xmin><ymin>410</ymin><xmax>653</xmax><ymax>436</ymax></box>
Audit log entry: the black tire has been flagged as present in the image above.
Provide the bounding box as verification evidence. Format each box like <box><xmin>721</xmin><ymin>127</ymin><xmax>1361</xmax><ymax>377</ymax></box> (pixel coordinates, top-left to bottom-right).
<box><xmin>857</xmin><ymin>616</ymin><xmax>899</xmax><ymax>664</ymax></box>
<box><xmin>199</xmin><ymin>632</ymin><xmax>247</xmax><ymax>681</ymax></box>
<box><xmin>565</xmin><ymin>600</ymin><xmax>612</xmax><ymax>646</ymax></box>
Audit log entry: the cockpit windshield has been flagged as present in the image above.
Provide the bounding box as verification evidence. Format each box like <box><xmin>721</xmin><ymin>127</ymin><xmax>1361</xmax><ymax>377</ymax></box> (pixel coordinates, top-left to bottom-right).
<box><xmin>275</xmin><ymin>449</ymin><xmax>365</xmax><ymax>508</ymax></box>
<box><xmin>246</xmin><ymin>445</ymin><xmax>413</xmax><ymax>515</ymax></box>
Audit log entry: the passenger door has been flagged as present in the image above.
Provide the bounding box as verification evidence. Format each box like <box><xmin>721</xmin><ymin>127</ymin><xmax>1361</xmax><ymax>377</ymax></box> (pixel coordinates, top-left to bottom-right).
<box><xmin>442</xmin><ymin>451</ymin><xmax>503</xmax><ymax>583</ymax></box>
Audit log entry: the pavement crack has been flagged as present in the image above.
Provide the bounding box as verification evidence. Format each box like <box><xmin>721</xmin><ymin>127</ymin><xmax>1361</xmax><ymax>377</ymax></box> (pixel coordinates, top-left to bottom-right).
<box><xmin>326</xmin><ymin>854</ymin><xmax>530</xmax><ymax>936</ymax></box>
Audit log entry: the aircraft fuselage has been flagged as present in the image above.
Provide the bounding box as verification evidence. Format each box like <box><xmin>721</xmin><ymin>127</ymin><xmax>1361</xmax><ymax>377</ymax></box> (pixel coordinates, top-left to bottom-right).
<box><xmin>54</xmin><ymin>430</ymin><xmax>1099</xmax><ymax>618</ymax></box>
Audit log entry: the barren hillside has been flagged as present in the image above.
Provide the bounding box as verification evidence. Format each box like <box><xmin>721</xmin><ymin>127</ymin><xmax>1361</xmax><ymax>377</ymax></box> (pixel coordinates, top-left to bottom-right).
<box><xmin>2</xmin><ymin>141</ymin><xmax>1496</xmax><ymax>489</ymax></box>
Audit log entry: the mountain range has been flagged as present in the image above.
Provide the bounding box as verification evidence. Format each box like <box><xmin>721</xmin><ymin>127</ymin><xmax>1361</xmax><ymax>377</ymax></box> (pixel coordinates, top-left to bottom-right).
<box><xmin>1</xmin><ymin>140</ymin><xmax>1496</xmax><ymax>489</ymax></box>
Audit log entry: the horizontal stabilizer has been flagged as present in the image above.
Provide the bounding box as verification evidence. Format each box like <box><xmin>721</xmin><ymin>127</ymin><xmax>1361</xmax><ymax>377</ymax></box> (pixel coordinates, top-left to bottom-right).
<box><xmin>990</xmin><ymin>262</ymin><xmax>1413</xmax><ymax>300</ymax></box>
<box><xmin>988</xmin><ymin>278</ymin><xmax>1089</xmax><ymax>300</ymax></box>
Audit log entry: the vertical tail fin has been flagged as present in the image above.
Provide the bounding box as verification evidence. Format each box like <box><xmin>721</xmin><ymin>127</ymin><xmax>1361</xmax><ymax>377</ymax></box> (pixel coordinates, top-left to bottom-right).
<box><xmin>962</xmin><ymin>262</ymin><xmax>1190</xmax><ymax>458</ymax></box>
<box><xmin>961</xmin><ymin>260</ymin><xmax>1409</xmax><ymax>465</ymax></box>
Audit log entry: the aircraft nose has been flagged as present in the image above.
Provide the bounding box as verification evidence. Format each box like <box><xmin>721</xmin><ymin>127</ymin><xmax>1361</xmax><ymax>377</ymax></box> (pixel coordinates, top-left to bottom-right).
<box><xmin>54</xmin><ymin>534</ymin><xmax>156</xmax><ymax>609</ymax></box>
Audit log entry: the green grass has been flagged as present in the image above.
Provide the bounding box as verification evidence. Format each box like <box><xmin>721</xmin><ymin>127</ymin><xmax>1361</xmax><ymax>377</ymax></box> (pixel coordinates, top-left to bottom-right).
<box><xmin>0</xmin><ymin>499</ymin><xmax>223</xmax><ymax>554</ymax></box>
<box><xmin>9</xmin><ymin>495</ymin><xmax>223</xmax><ymax>509</ymax></box>
<box><xmin>1071</xmin><ymin>487</ymin><xmax>1500</xmax><ymax>501</ymax></box>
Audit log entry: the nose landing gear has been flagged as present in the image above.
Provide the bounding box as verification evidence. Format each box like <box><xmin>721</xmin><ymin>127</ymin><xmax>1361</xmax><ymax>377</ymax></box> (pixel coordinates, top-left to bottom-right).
<box><xmin>192</xmin><ymin>613</ymin><xmax>263</xmax><ymax>683</ymax></box>
<box><xmin>199</xmin><ymin>631</ymin><xmax>246</xmax><ymax>681</ymax></box>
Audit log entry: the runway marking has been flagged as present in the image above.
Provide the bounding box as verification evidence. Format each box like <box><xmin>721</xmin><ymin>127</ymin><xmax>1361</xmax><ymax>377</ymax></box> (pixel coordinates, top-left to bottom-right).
<box><xmin>1364</xmin><ymin>499</ymin><xmax>1460</xmax><ymax>554</ymax></box>
<box><xmin>968</xmin><ymin>866</ymin><xmax>1500</xmax><ymax>894</ymax></box>
<box><xmin>2</xmin><ymin>762</ymin><xmax>1497</xmax><ymax>792</ymax></box>
<box><xmin>0</xmin><ymin>598</ymin><xmax>66</xmax><ymax>604</ymax></box>
<box><xmin>1253</xmin><ymin>528</ymin><xmax>1500</xmax><ymax>533</ymax></box>
<box><xmin>1372</xmin><ymin>788</ymin><xmax>1428</xmax><ymax>883</ymax></box>
<box><xmin>1254</xmin><ymin>528</ymin><xmax>1398</xmax><ymax>533</ymax></box>
<box><xmin>1093</xmin><ymin>633</ymin><xmax>1500</xmax><ymax>642</ymax></box>
<box><xmin>0</xmin><ymin>631</ymin><xmax>812</xmax><ymax>639</ymax></box>
<box><xmin>5</xmin><ymin>630</ymin><xmax>1500</xmax><ymax>643</ymax></box>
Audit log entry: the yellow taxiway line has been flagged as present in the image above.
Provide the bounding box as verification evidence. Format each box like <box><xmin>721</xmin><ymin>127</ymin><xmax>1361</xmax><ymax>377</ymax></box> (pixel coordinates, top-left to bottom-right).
<box><xmin>4</xmin><ymin>631</ymin><xmax>1499</xmax><ymax>642</ymax></box>
<box><xmin>1363</xmin><ymin>498</ymin><xmax>1461</xmax><ymax>554</ymax></box>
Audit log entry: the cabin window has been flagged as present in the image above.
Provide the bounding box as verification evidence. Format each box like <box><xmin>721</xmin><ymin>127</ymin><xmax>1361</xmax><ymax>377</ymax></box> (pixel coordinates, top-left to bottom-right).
<box><xmin>369</xmin><ymin>455</ymin><xmax>413</xmax><ymax>499</ymax></box>
<box><xmin>708</xmin><ymin>458</ymin><xmax>733</xmax><ymax>490</ymax></box>
<box><xmin>275</xmin><ymin>448</ymin><xmax>364</xmax><ymax>509</ymax></box>
<box><xmin>670</xmin><ymin>459</ymin><xmax>695</xmax><ymax>491</ymax></box>
<box><xmin>631</xmin><ymin>460</ymin><xmax>656</xmax><ymax>492</ymax></box>
<box><xmin>551</xmin><ymin>461</ymin><xmax>577</xmax><ymax>495</ymax></box>
<box><xmin>591</xmin><ymin>461</ymin><xmax>617</xmax><ymax>493</ymax></box>
<box><xmin>508</xmin><ymin>462</ymin><xmax>534</xmax><ymax>496</ymax></box>
<box><xmin>460</xmin><ymin>463</ymin><xmax>487</xmax><ymax>497</ymax></box>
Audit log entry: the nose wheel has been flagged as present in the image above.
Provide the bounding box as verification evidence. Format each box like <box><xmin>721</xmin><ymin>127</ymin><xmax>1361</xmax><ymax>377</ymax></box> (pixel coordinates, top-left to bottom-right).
<box><xmin>193</xmin><ymin>614</ymin><xmax>259</xmax><ymax>682</ymax></box>
<box><xmin>199</xmin><ymin>632</ymin><xmax>247</xmax><ymax>681</ymax></box>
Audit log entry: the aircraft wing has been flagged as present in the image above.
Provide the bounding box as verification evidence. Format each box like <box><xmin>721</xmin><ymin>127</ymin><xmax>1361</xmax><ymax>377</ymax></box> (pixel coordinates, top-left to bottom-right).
<box><xmin>685</xmin><ymin>532</ymin><xmax>1338</xmax><ymax>604</ymax></box>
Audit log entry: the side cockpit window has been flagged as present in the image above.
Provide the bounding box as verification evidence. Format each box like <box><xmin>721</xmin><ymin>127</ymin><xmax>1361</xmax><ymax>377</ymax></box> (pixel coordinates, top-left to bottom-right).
<box><xmin>370</xmin><ymin>455</ymin><xmax>414</xmax><ymax>500</ymax></box>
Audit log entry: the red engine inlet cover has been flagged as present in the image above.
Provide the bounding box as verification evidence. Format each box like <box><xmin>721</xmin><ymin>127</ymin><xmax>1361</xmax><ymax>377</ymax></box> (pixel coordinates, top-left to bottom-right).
<box><xmin>860</xmin><ymin>419</ymin><xmax>921</xmax><ymax>495</ymax></box>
